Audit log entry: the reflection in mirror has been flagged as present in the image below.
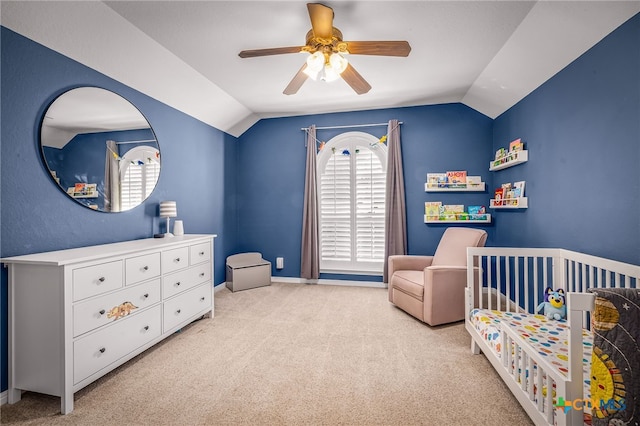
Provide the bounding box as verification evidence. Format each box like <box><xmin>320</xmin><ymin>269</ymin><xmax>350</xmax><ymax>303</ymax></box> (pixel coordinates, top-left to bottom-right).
<box><xmin>40</xmin><ymin>87</ymin><xmax>160</xmax><ymax>212</ymax></box>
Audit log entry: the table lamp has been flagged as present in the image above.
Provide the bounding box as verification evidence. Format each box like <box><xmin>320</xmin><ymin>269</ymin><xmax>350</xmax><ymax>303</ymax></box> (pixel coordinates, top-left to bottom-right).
<box><xmin>159</xmin><ymin>201</ymin><xmax>177</xmax><ymax>238</ymax></box>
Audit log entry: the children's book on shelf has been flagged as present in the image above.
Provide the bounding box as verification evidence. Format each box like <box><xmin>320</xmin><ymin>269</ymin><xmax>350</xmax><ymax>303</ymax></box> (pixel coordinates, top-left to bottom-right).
<box><xmin>468</xmin><ymin>205</ymin><xmax>487</xmax><ymax>220</ymax></box>
<box><xmin>426</xmin><ymin>173</ymin><xmax>447</xmax><ymax>188</ymax></box>
<box><xmin>509</xmin><ymin>138</ymin><xmax>524</xmax><ymax>152</ymax></box>
<box><xmin>466</xmin><ymin>176</ymin><xmax>482</xmax><ymax>188</ymax></box>
<box><xmin>425</xmin><ymin>201</ymin><xmax>442</xmax><ymax>218</ymax></box>
<box><xmin>446</xmin><ymin>170</ymin><xmax>467</xmax><ymax>188</ymax></box>
<box><xmin>513</xmin><ymin>181</ymin><xmax>525</xmax><ymax>198</ymax></box>
<box><xmin>494</xmin><ymin>188</ymin><xmax>504</xmax><ymax>206</ymax></box>
<box><xmin>439</xmin><ymin>204</ymin><xmax>464</xmax><ymax>220</ymax></box>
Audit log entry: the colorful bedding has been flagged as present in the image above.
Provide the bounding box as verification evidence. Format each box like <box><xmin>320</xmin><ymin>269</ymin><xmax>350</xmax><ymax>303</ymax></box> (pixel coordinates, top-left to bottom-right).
<box><xmin>470</xmin><ymin>309</ymin><xmax>593</xmax><ymax>396</ymax></box>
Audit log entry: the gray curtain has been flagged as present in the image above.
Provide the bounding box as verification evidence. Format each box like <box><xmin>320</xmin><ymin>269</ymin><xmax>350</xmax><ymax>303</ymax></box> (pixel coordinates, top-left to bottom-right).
<box><xmin>300</xmin><ymin>125</ymin><xmax>320</xmax><ymax>279</ymax></box>
<box><xmin>383</xmin><ymin>119</ymin><xmax>407</xmax><ymax>283</ymax></box>
<box><xmin>104</xmin><ymin>140</ymin><xmax>120</xmax><ymax>212</ymax></box>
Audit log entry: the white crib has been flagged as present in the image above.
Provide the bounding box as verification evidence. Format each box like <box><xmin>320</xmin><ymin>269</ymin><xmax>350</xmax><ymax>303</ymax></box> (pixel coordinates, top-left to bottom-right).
<box><xmin>465</xmin><ymin>248</ymin><xmax>640</xmax><ymax>426</ymax></box>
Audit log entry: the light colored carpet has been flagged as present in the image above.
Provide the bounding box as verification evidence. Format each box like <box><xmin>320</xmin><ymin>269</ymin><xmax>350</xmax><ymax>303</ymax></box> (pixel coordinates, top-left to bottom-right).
<box><xmin>1</xmin><ymin>283</ymin><xmax>533</xmax><ymax>425</ymax></box>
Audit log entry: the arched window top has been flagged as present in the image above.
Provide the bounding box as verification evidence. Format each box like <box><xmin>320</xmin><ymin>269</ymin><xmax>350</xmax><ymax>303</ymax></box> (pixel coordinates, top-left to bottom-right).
<box><xmin>317</xmin><ymin>131</ymin><xmax>387</xmax><ymax>171</ymax></box>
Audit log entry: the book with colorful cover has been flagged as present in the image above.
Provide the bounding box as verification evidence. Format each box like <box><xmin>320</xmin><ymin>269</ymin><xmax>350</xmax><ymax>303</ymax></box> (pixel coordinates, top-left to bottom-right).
<box><xmin>446</xmin><ymin>170</ymin><xmax>467</xmax><ymax>188</ymax></box>
<box><xmin>425</xmin><ymin>201</ymin><xmax>442</xmax><ymax>219</ymax></box>
<box><xmin>494</xmin><ymin>188</ymin><xmax>504</xmax><ymax>206</ymax></box>
<box><xmin>509</xmin><ymin>138</ymin><xmax>524</xmax><ymax>152</ymax></box>
<box><xmin>426</xmin><ymin>173</ymin><xmax>447</xmax><ymax>189</ymax></box>
<box><xmin>513</xmin><ymin>181</ymin><xmax>525</xmax><ymax>198</ymax></box>
<box><xmin>468</xmin><ymin>205</ymin><xmax>487</xmax><ymax>220</ymax></box>
<box><xmin>439</xmin><ymin>204</ymin><xmax>464</xmax><ymax>221</ymax></box>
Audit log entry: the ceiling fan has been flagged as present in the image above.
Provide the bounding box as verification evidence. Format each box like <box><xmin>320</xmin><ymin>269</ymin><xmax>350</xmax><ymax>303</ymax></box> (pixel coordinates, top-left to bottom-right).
<box><xmin>238</xmin><ymin>3</ymin><xmax>411</xmax><ymax>95</ymax></box>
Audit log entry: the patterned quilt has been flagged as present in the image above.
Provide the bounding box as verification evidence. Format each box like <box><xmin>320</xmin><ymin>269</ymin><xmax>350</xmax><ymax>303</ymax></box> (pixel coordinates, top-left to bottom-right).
<box><xmin>470</xmin><ymin>309</ymin><xmax>593</xmax><ymax>401</ymax></box>
<box><xmin>588</xmin><ymin>288</ymin><xmax>640</xmax><ymax>425</ymax></box>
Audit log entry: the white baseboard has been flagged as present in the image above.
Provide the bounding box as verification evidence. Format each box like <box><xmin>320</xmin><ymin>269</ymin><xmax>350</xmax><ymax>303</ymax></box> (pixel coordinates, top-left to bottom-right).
<box><xmin>271</xmin><ymin>276</ymin><xmax>386</xmax><ymax>289</ymax></box>
<box><xmin>1</xmin><ymin>390</ymin><xmax>7</xmax><ymax>406</ymax></box>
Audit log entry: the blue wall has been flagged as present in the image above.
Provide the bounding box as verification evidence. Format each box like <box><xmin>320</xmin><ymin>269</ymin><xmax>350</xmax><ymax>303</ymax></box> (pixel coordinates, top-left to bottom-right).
<box><xmin>236</xmin><ymin>105</ymin><xmax>494</xmax><ymax>280</ymax></box>
<box><xmin>0</xmin><ymin>27</ymin><xmax>236</xmax><ymax>391</ymax></box>
<box><xmin>492</xmin><ymin>13</ymin><xmax>640</xmax><ymax>265</ymax></box>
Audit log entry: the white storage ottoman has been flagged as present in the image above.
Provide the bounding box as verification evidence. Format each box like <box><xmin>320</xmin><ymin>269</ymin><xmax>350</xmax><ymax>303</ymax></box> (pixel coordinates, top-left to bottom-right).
<box><xmin>226</xmin><ymin>252</ymin><xmax>271</xmax><ymax>292</ymax></box>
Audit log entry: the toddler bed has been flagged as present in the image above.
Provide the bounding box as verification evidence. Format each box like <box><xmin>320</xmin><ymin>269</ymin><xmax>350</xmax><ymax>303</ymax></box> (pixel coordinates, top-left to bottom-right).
<box><xmin>464</xmin><ymin>248</ymin><xmax>639</xmax><ymax>426</ymax></box>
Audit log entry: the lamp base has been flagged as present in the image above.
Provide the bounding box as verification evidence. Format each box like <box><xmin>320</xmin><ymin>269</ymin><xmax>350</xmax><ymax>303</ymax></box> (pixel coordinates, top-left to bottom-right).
<box><xmin>153</xmin><ymin>233</ymin><xmax>174</xmax><ymax>238</ymax></box>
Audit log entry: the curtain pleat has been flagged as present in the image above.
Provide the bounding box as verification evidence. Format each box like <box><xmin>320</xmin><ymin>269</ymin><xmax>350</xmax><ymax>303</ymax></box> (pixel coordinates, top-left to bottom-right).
<box><xmin>301</xmin><ymin>125</ymin><xmax>320</xmax><ymax>279</ymax></box>
<box><xmin>104</xmin><ymin>140</ymin><xmax>120</xmax><ymax>212</ymax></box>
<box><xmin>383</xmin><ymin>119</ymin><xmax>407</xmax><ymax>283</ymax></box>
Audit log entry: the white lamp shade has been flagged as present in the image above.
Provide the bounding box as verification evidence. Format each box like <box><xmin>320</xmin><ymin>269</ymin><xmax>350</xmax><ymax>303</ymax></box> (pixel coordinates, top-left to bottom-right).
<box><xmin>159</xmin><ymin>201</ymin><xmax>177</xmax><ymax>218</ymax></box>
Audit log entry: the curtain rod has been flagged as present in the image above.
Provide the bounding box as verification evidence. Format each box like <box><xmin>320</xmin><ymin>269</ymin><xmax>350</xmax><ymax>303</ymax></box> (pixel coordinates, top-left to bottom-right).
<box><xmin>110</xmin><ymin>139</ymin><xmax>157</xmax><ymax>145</ymax></box>
<box><xmin>300</xmin><ymin>122</ymin><xmax>403</xmax><ymax>131</ymax></box>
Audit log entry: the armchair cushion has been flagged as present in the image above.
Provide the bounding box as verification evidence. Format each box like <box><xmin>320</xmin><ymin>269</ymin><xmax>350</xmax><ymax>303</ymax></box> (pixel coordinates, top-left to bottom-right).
<box><xmin>432</xmin><ymin>228</ymin><xmax>488</xmax><ymax>266</ymax></box>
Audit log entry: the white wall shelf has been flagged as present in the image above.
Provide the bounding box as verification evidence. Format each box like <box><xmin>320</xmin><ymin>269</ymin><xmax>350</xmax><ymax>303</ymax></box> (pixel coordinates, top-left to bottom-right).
<box><xmin>489</xmin><ymin>198</ymin><xmax>528</xmax><ymax>209</ymax></box>
<box><xmin>424</xmin><ymin>214</ymin><xmax>491</xmax><ymax>224</ymax></box>
<box><xmin>489</xmin><ymin>150</ymin><xmax>528</xmax><ymax>171</ymax></box>
<box><xmin>425</xmin><ymin>182</ymin><xmax>485</xmax><ymax>192</ymax></box>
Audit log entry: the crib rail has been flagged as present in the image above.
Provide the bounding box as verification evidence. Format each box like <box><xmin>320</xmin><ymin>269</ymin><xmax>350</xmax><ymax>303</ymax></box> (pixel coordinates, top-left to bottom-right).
<box><xmin>466</xmin><ymin>247</ymin><xmax>639</xmax><ymax>319</ymax></box>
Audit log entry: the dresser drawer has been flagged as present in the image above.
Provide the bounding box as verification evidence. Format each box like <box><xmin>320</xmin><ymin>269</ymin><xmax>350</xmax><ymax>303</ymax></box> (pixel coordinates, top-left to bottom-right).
<box><xmin>73</xmin><ymin>261</ymin><xmax>123</xmax><ymax>301</ymax></box>
<box><xmin>162</xmin><ymin>262</ymin><xmax>211</xmax><ymax>299</ymax></box>
<box><xmin>190</xmin><ymin>242</ymin><xmax>211</xmax><ymax>265</ymax></box>
<box><xmin>73</xmin><ymin>279</ymin><xmax>161</xmax><ymax>337</ymax></box>
<box><xmin>163</xmin><ymin>282</ymin><xmax>212</xmax><ymax>332</ymax></box>
<box><xmin>74</xmin><ymin>305</ymin><xmax>161</xmax><ymax>384</ymax></box>
<box><xmin>125</xmin><ymin>253</ymin><xmax>160</xmax><ymax>285</ymax></box>
<box><xmin>161</xmin><ymin>247</ymin><xmax>189</xmax><ymax>274</ymax></box>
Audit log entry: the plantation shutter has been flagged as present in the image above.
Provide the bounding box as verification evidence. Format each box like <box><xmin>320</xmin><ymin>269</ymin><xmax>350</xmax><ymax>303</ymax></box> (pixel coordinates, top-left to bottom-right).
<box><xmin>355</xmin><ymin>147</ymin><xmax>386</xmax><ymax>262</ymax></box>
<box><xmin>119</xmin><ymin>147</ymin><xmax>160</xmax><ymax>211</ymax></box>
<box><xmin>320</xmin><ymin>151</ymin><xmax>351</xmax><ymax>262</ymax></box>
<box><xmin>318</xmin><ymin>134</ymin><xmax>386</xmax><ymax>274</ymax></box>
<box><xmin>121</xmin><ymin>164</ymin><xmax>143</xmax><ymax>210</ymax></box>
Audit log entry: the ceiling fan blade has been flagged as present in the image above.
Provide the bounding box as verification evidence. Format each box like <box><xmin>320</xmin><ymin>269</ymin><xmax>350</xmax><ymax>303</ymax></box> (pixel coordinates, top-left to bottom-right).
<box><xmin>239</xmin><ymin>46</ymin><xmax>304</xmax><ymax>58</ymax></box>
<box><xmin>341</xmin><ymin>63</ymin><xmax>371</xmax><ymax>95</ymax></box>
<box><xmin>307</xmin><ymin>3</ymin><xmax>334</xmax><ymax>40</ymax></box>
<box><xmin>283</xmin><ymin>64</ymin><xmax>310</xmax><ymax>95</ymax></box>
<box><xmin>343</xmin><ymin>41</ymin><xmax>411</xmax><ymax>57</ymax></box>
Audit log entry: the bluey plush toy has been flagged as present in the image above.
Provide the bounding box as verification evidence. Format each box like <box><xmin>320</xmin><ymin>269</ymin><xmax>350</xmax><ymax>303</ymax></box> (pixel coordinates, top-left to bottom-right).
<box><xmin>536</xmin><ymin>287</ymin><xmax>567</xmax><ymax>320</ymax></box>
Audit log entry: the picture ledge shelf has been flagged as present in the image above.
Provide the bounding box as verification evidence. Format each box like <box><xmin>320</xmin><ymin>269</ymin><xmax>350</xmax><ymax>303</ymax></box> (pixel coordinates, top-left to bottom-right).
<box><xmin>489</xmin><ymin>150</ymin><xmax>528</xmax><ymax>171</ymax></box>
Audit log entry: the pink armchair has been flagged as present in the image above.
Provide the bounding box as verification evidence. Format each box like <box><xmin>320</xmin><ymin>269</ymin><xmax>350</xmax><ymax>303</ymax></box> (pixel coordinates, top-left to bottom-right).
<box><xmin>388</xmin><ymin>227</ymin><xmax>487</xmax><ymax>326</ymax></box>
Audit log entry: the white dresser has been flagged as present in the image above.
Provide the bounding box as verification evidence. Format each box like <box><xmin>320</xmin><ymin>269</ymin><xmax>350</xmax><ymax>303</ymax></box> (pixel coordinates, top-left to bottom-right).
<box><xmin>1</xmin><ymin>234</ymin><xmax>216</xmax><ymax>414</ymax></box>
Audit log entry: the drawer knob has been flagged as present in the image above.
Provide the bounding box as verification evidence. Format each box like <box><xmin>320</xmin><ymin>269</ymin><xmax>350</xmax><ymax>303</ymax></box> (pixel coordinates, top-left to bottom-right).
<box><xmin>98</xmin><ymin>277</ymin><xmax>105</xmax><ymax>283</ymax></box>
<box><xmin>199</xmin><ymin>273</ymin><xmax>205</xmax><ymax>277</ymax></box>
<box><xmin>143</xmin><ymin>293</ymin><xmax>149</xmax><ymax>298</ymax></box>
<box><xmin>99</xmin><ymin>347</ymin><xmax>106</xmax><ymax>354</ymax></box>
<box><xmin>176</xmin><ymin>309</ymin><xmax>181</xmax><ymax>314</ymax></box>
<box><xmin>143</xmin><ymin>266</ymin><xmax>149</xmax><ymax>271</ymax></box>
<box><xmin>175</xmin><ymin>257</ymin><xmax>181</xmax><ymax>262</ymax></box>
<box><xmin>175</xmin><ymin>282</ymin><xmax>181</xmax><ymax>287</ymax></box>
<box><xmin>200</xmin><ymin>297</ymin><xmax>205</xmax><ymax>302</ymax></box>
<box><xmin>99</xmin><ymin>309</ymin><xmax>106</xmax><ymax>315</ymax></box>
<box><xmin>144</xmin><ymin>325</ymin><xmax>149</xmax><ymax>331</ymax></box>
<box><xmin>199</xmin><ymin>251</ymin><xmax>205</xmax><ymax>256</ymax></box>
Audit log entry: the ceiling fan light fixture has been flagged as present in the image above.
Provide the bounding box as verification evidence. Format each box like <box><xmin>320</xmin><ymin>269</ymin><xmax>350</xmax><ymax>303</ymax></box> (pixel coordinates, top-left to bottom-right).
<box><xmin>304</xmin><ymin>51</ymin><xmax>324</xmax><ymax>76</ymax></box>
<box><xmin>321</xmin><ymin>64</ymin><xmax>340</xmax><ymax>82</ymax></box>
<box><xmin>329</xmin><ymin>52</ymin><xmax>348</xmax><ymax>74</ymax></box>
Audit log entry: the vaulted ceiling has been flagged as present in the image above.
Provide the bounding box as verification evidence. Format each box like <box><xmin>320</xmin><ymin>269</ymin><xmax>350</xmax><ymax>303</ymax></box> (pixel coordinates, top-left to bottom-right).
<box><xmin>2</xmin><ymin>1</ymin><xmax>639</xmax><ymax>137</ymax></box>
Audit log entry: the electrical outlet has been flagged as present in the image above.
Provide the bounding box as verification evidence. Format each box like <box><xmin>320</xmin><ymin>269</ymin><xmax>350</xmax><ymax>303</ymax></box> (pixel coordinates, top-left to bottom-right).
<box><xmin>276</xmin><ymin>257</ymin><xmax>284</xmax><ymax>269</ymax></box>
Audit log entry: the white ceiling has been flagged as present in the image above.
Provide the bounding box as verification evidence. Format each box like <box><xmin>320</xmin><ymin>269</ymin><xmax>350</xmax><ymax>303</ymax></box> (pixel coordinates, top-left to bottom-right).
<box><xmin>2</xmin><ymin>1</ymin><xmax>639</xmax><ymax>137</ymax></box>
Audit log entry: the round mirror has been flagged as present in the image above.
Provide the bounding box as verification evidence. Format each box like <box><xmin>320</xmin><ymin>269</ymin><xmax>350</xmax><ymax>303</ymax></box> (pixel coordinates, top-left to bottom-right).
<box><xmin>40</xmin><ymin>87</ymin><xmax>160</xmax><ymax>212</ymax></box>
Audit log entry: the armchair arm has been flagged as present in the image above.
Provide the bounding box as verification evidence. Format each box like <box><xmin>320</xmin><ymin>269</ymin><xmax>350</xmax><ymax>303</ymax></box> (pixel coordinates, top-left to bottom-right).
<box><xmin>423</xmin><ymin>265</ymin><xmax>468</xmax><ymax>326</ymax></box>
<box><xmin>388</xmin><ymin>255</ymin><xmax>434</xmax><ymax>278</ymax></box>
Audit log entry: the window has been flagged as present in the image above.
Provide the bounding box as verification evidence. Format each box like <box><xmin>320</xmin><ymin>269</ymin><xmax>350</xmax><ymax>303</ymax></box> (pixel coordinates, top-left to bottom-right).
<box><xmin>317</xmin><ymin>132</ymin><xmax>387</xmax><ymax>275</ymax></box>
<box><xmin>119</xmin><ymin>146</ymin><xmax>160</xmax><ymax>211</ymax></box>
